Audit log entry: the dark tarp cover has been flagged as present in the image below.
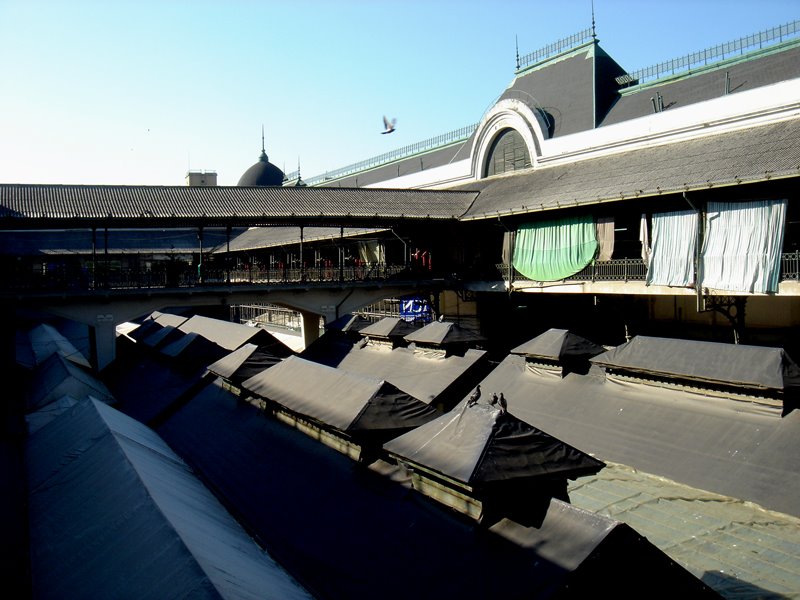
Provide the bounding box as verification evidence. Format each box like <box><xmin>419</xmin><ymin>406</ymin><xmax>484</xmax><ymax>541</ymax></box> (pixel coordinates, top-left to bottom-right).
<box><xmin>154</xmin><ymin>378</ymin><xmax>715</xmax><ymax>599</ymax></box>
<box><xmin>359</xmin><ymin>316</ymin><xmax>421</xmax><ymax>340</ymax></box>
<box><xmin>25</xmin><ymin>323</ymin><xmax>91</xmax><ymax>369</ymax></box>
<box><xmin>324</xmin><ymin>313</ymin><xmax>373</xmax><ymax>333</ymax></box>
<box><xmin>179</xmin><ymin>314</ymin><xmax>294</xmax><ymax>356</ymax></box>
<box><xmin>159</xmin><ymin>332</ymin><xmax>230</xmax><ymax>370</ymax></box>
<box><xmin>476</xmin><ymin>353</ymin><xmax>800</xmax><ymax>518</ymax></box>
<box><xmin>241</xmin><ymin>355</ymin><xmax>437</xmax><ymax>432</ymax></box>
<box><xmin>384</xmin><ymin>399</ymin><xmax>604</xmax><ymax>486</ymax></box>
<box><xmin>590</xmin><ymin>335</ymin><xmax>800</xmax><ymax>391</ymax></box>
<box><xmin>206</xmin><ymin>343</ymin><xmax>285</xmax><ymax>385</ymax></box>
<box><xmin>511</xmin><ymin>328</ymin><xmax>605</xmax><ymax>362</ymax></box>
<box><xmin>335</xmin><ymin>344</ymin><xmax>488</xmax><ymax>405</ymax></box>
<box><xmin>299</xmin><ymin>329</ymin><xmax>360</xmax><ymax>367</ymax></box>
<box><xmin>404</xmin><ymin>321</ymin><xmax>486</xmax><ymax>346</ymax></box>
<box><xmin>27</xmin><ymin>352</ymin><xmax>115</xmax><ymax>412</ymax></box>
<box><xmin>26</xmin><ymin>398</ymin><xmax>311</xmax><ymax>600</ymax></box>
<box><xmin>127</xmin><ymin>318</ymin><xmax>163</xmax><ymax>342</ymax></box>
<box><xmin>141</xmin><ymin>324</ymin><xmax>185</xmax><ymax>350</ymax></box>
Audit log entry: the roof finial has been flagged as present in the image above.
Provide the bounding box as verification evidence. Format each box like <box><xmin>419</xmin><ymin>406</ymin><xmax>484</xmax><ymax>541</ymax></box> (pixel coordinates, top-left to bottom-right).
<box><xmin>591</xmin><ymin>0</ymin><xmax>597</xmax><ymax>40</ymax></box>
<box><xmin>515</xmin><ymin>34</ymin><xmax>520</xmax><ymax>70</ymax></box>
<box><xmin>297</xmin><ymin>156</ymin><xmax>301</xmax><ymax>179</ymax></box>
<box><xmin>260</xmin><ymin>125</ymin><xmax>268</xmax><ymax>162</ymax></box>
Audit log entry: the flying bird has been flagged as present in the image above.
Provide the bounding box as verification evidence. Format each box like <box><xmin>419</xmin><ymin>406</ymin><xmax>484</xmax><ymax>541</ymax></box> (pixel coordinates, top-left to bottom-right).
<box><xmin>467</xmin><ymin>385</ymin><xmax>481</xmax><ymax>407</ymax></box>
<box><xmin>382</xmin><ymin>116</ymin><xmax>396</xmax><ymax>134</ymax></box>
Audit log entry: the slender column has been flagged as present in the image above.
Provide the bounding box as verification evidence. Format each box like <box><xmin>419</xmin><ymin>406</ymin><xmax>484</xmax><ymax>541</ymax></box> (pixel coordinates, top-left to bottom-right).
<box><xmin>299</xmin><ymin>310</ymin><xmax>320</xmax><ymax>349</ymax></box>
<box><xmin>91</xmin><ymin>313</ymin><xmax>116</xmax><ymax>372</ymax></box>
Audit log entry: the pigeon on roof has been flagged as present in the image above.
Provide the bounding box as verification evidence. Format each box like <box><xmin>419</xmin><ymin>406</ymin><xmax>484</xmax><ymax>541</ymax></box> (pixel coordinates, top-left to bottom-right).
<box><xmin>382</xmin><ymin>116</ymin><xmax>396</xmax><ymax>134</ymax></box>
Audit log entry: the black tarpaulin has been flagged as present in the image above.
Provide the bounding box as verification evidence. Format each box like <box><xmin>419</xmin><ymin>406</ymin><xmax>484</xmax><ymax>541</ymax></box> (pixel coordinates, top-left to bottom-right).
<box><xmin>241</xmin><ymin>355</ymin><xmax>437</xmax><ymax>433</ymax></box>
<box><xmin>591</xmin><ymin>335</ymin><xmax>799</xmax><ymax>391</ymax></box>
<box><xmin>299</xmin><ymin>330</ymin><xmax>360</xmax><ymax>368</ymax></box>
<box><xmin>324</xmin><ymin>313</ymin><xmax>373</xmax><ymax>333</ymax></box>
<box><xmin>384</xmin><ymin>399</ymin><xmax>604</xmax><ymax>487</ymax></box>
<box><xmin>404</xmin><ymin>321</ymin><xmax>486</xmax><ymax>347</ymax></box>
<box><xmin>154</xmin><ymin>379</ymin><xmax>716</xmax><ymax>599</ymax></box>
<box><xmin>511</xmin><ymin>328</ymin><xmax>605</xmax><ymax>362</ymax></box>
<box><xmin>160</xmin><ymin>332</ymin><xmax>229</xmax><ymax>371</ymax></box>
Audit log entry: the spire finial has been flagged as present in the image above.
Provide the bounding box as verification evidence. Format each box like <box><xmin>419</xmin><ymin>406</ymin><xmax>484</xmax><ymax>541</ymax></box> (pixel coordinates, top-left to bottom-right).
<box><xmin>297</xmin><ymin>156</ymin><xmax>301</xmax><ymax>179</ymax></box>
<box><xmin>515</xmin><ymin>34</ymin><xmax>520</xmax><ymax>70</ymax></box>
<box><xmin>259</xmin><ymin>125</ymin><xmax>268</xmax><ymax>162</ymax></box>
<box><xmin>591</xmin><ymin>0</ymin><xmax>597</xmax><ymax>39</ymax></box>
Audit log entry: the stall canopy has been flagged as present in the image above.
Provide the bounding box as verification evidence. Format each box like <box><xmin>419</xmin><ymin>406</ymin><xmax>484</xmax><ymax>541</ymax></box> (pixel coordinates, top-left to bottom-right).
<box><xmin>336</xmin><ymin>344</ymin><xmax>487</xmax><ymax>406</ymax></box>
<box><xmin>403</xmin><ymin>321</ymin><xmax>486</xmax><ymax>347</ymax></box>
<box><xmin>324</xmin><ymin>313</ymin><xmax>373</xmax><ymax>333</ymax></box>
<box><xmin>24</xmin><ymin>323</ymin><xmax>91</xmax><ymax>369</ymax></box>
<box><xmin>155</xmin><ymin>378</ymin><xmax>716</xmax><ymax>599</ymax></box>
<box><xmin>26</xmin><ymin>398</ymin><xmax>311</xmax><ymax>600</ymax></box>
<box><xmin>27</xmin><ymin>353</ymin><xmax>115</xmax><ymax>412</ymax></box>
<box><xmin>160</xmin><ymin>332</ymin><xmax>229</xmax><ymax>369</ymax></box>
<box><xmin>206</xmin><ymin>343</ymin><xmax>285</xmax><ymax>385</ymax></box>
<box><xmin>590</xmin><ymin>335</ymin><xmax>800</xmax><ymax>392</ymax></box>
<box><xmin>241</xmin><ymin>355</ymin><xmax>438</xmax><ymax>433</ymax></box>
<box><xmin>512</xmin><ymin>215</ymin><xmax>598</xmax><ymax>281</ymax></box>
<box><xmin>384</xmin><ymin>398</ymin><xmax>605</xmax><ymax>487</ymax></box>
<box><xmin>179</xmin><ymin>314</ymin><xmax>294</xmax><ymax>355</ymax></box>
<box><xmin>128</xmin><ymin>311</ymin><xmax>189</xmax><ymax>343</ymax></box>
<box><xmin>511</xmin><ymin>329</ymin><xmax>605</xmax><ymax>364</ymax></box>
<box><xmin>359</xmin><ymin>316</ymin><xmax>422</xmax><ymax>344</ymax></box>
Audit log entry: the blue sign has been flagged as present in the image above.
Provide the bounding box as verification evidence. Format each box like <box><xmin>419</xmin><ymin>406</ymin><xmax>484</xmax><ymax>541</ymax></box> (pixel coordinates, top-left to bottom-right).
<box><xmin>399</xmin><ymin>296</ymin><xmax>431</xmax><ymax>322</ymax></box>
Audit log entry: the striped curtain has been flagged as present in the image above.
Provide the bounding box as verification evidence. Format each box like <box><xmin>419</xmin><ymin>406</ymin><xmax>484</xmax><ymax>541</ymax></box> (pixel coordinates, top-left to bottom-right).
<box><xmin>646</xmin><ymin>210</ymin><xmax>698</xmax><ymax>287</ymax></box>
<box><xmin>700</xmin><ymin>200</ymin><xmax>787</xmax><ymax>293</ymax></box>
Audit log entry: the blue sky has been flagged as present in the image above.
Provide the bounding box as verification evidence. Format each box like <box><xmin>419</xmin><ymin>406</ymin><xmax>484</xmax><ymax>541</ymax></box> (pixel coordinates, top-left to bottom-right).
<box><xmin>0</xmin><ymin>0</ymin><xmax>797</xmax><ymax>186</ymax></box>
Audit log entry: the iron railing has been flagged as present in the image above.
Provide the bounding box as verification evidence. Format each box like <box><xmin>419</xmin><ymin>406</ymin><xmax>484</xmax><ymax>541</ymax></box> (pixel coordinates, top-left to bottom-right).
<box><xmin>499</xmin><ymin>252</ymin><xmax>800</xmax><ymax>285</ymax></box>
<box><xmin>623</xmin><ymin>20</ymin><xmax>800</xmax><ymax>85</ymax></box>
<box><xmin>517</xmin><ymin>28</ymin><xmax>594</xmax><ymax>70</ymax></box>
<box><xmin>2</xmin><ymin>262</ymin><xmax>410</xmax><ymax>293</ymax></box>
<box><xmin>305</xmin><ymin>123</ymin><xmax>477</xmax><ymax>186</ymax></box>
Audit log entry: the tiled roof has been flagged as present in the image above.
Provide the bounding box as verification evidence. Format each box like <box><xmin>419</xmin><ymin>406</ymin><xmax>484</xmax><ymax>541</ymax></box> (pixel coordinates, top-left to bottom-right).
<box><xmin>0</xmin><ymin>185</ymin><xmax>477</xmax><ymax>226</ymax></box>
<box><xmin>214</xmin><ymin>226</ymin><xmax>387</xmax><ymax>254</ymax></box>
<box><xmin>458</xmin><ymin>117</ymin><xmax>800</xmax><ymax>220</ymax></box>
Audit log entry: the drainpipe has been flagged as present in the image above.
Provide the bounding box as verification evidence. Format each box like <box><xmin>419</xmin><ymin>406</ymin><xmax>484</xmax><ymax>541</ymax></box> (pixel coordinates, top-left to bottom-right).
<box><xmin>389</xmin><ymin>228</ymin><xmax>408</xmax><ymax>268</ymax></box>
<box><xmin>683</xmin><ymin>192</ymin><xmax>704</xmax><ymax>312</ymax></box>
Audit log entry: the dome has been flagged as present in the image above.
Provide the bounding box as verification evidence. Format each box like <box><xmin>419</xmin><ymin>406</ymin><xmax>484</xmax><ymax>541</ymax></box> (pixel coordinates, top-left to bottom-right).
<box><xmin>237</xmin><ymin>148</ymin><xmax>285</xmax><ymax>187</ymax></box>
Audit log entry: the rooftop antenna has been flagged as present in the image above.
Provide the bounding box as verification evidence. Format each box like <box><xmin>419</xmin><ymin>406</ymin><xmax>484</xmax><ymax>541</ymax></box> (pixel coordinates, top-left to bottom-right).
<box><xmin>591</xmin><ymin>0</ymin><xmax>597</xmax><ymax>39</ymax></box>
<box><xmin>515</xmin><ymin>35</ymin><xmax>520</xmax><ymax>70</ymax></box>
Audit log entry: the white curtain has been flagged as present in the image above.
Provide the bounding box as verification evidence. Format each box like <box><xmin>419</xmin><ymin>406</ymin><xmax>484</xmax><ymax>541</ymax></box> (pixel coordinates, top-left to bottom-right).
<box><xmin>639</xmin><ymin>213</ymin><xmax>651</xmax><ymax>266</ymax></box>
<box><xmin>700</xmin><ymin>199</ymin><xmax>787</xmax><ymax>294</ymax></box>
<box><xmin>646</xmin><ymin>210</ymin><xmax>698</xmax><ymax>287</ymax></box>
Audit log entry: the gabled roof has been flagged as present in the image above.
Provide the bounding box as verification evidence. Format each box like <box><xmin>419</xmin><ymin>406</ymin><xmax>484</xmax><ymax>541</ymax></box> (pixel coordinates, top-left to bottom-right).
<box><xmin>27</xmin><ymin>353</ymin><xmax>114</xmax><ymax>412</ymax></box>
<box><xmin>24</xmin><ymin>323</ymin><xmax>91</xmax><ymax>369</ymax></box>
<box><xmin>511</xmin><ymin>328</ymin><xmax>605</xmax><ymax>362</ymax></box>
<box><xmin>26</xmin><ymin>399</ymin><xmax>311</xmax><ymax>599</ymax></box>
<box><xmin>178</xmin><ymin>314</ymin><xmax>294</xmax><ymax>355</ymax></box>
<box><xmin>241</xmin><ymin>355</ymin><xmax>438</xmax><ymax>432</ymax></box>
<box><xmin>0</xmin><ymin>184</ymin><xmax>478</xmax><ymax>227</ymax></box>
<box><xmin>359</xmin><ymin>316</ymin><xmax>422</xmax><ymax>340</ymax></box>
<box><xmin>591</xmin><ymin>335</ymin><xmax>800</xmax><ymax>392</ymax></box>
<box><xmin>384</xmin><ymin>398</ymin><xmax>605</xmax><ymax>487</ymax></box>
<box><xmin>206</xmin><ymin>343</ymin><xmax>285</xmax><ymax>385</ymax></box>
<box><xmin>457</xmin><ymin>117</ymin><xmax>800</xmax><ymax>220</ymax></box>
<box><xmin>336</xmin><ymin>345</ymin><xmax>487</xmax><ymax>405</ymax></box>
<box><xmin>476</xmin><ymin>352</ymin><xmax>800</xmax><ymax>517</ymax></box>
<box><xmin>404</xmin><ymin>321</ymin><xmax>486</xmax><ymax>346</ymax></box>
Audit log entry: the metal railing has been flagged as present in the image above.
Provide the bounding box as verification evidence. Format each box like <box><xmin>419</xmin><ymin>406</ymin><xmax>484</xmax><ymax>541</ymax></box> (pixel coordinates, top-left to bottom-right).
<box><xmin>517</xmin><ymin>28</ymin><xmax>594</xmax><ymax>70</ymax></box>
<box><xmin>624</xmin><ymin>20</ymin><xmax>800</xmax><ymax>85</ymax></box>
<box><xmin>305</xmin><ymin>123</ymin><xmax>477</xmax><ymax>186</ymax></box>
<box><xmin>2</xmin><ymin>262</ymin><xmax>411</xmax><ymax>293</ymax></box>
<box><xmin>499</xmin><ymin>252</ymin><xmax>800</xmax><ymax>285</ymax></box>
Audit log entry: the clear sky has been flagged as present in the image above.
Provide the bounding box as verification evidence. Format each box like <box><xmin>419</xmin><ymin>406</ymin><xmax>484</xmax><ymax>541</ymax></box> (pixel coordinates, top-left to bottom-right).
<box><xmin>0</xmin><ymin>0</ymin><xmax>797</xmax><ymax>186</ymax></box>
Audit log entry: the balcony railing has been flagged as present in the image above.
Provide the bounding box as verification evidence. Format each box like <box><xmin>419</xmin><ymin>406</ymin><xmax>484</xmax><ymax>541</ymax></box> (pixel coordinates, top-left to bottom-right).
<box><xmin>499</xmin><ymin>252</ymin><xmax>800</xmax><ymax>286</ymax></box>
<box><xmin>2</xmin><ymin>262</ymin><xmax>411</xmax><ymax>294</ymax></box>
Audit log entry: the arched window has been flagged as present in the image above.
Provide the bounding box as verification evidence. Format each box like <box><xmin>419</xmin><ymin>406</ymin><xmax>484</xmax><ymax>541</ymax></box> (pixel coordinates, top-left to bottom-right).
<box><xmin>484</xmin><ymin>128</ymin><xmax>531</xmax><ymax>177</ymax></box>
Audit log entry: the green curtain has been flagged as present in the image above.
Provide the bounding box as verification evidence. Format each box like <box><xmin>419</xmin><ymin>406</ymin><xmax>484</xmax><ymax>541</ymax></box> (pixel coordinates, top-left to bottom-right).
<box><xmin>512</xmin><ymin>215</ymin><xmax>598</xmax><ymax>281</ymax></box>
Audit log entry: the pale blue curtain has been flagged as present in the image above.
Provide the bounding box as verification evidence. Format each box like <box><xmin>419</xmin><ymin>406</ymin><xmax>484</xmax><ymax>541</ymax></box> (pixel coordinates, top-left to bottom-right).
<box><xmin>700</xmin><ymin>200</ymin><xmax>787</xmax><ymax>293</ymax></box>
<box><xmin>646</xmin><ymin>210</ymin><xmax>698</xmax><ymax>287</ymax></box>
<box><xmin>513</xmin><ymin>216</ymin><xmax>598</xmax><ymax>281</ymax></box>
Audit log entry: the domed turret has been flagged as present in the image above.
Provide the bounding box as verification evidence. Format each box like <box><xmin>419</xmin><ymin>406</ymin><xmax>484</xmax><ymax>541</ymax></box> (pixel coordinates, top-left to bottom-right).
<box><xmin>237</xmin><ymin>129</ymin><xmax>285</xmax><ymax>187</ymax></box>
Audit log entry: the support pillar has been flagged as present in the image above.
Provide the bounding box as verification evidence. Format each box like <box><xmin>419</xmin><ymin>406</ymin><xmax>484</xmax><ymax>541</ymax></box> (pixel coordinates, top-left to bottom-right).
<box><xmin>299</xmin><ymin>310</ymin><xmax>320</xmax><ymax>350</ymax></box>
<box><xmin>90</xmin><ymin>313</ymin><xmax>117</xmax><ymax>372</ymax></box>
